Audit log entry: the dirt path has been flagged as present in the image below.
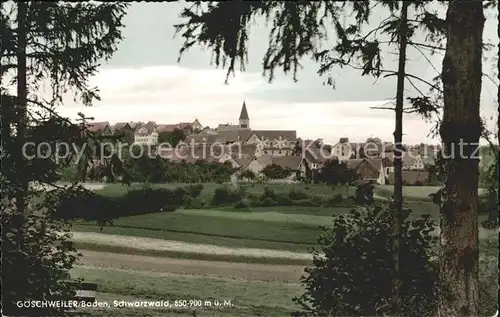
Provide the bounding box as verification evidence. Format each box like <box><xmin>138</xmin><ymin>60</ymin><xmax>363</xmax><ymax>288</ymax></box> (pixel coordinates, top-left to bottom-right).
<box><xmin>71</xmin><ymin>232</ymin><xmax>313</xmax><ymax>260</ymax></box>
<box><xmin>77</xmin><ymin>250</ymin><xmax>305</xmax><ymax>283</ymax></box>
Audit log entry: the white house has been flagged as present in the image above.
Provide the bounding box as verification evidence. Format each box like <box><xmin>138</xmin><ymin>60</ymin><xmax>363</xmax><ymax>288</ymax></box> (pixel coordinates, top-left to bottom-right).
<box><xmin>383</xmin><ymin>150</ymin><xmax>425</xmax><ymax>172</ymax></box>
<box><xmin>330</xmin><ymin>137</ymin><xmax>353</xmax><ymax>161</ymax></box>
<box><xmin>134</xmin><ymin>121</ymin><xmax>158</xmax><ymax>145</ymax></box>
<box><xmin>246</xmin><ymin>131</ymin><xmax>297</xmax><ymax>156</ymax></box>
<box><xmin>191</xmin><ymin>119</ymin><xmax>203</xmax><ymax>131</ymax></box>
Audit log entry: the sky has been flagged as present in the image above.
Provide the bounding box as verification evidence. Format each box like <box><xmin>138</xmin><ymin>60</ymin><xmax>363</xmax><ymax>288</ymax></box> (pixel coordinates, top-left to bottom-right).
<box><xmin>56</xmin><ymin>1</ymin><xmax>499</xmax><ymax>145</ymax></box>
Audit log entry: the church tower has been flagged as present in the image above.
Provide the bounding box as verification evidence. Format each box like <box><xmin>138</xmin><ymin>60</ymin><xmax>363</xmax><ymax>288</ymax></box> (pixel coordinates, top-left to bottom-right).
<box><xmin>239</xmin><ymin>101</ymin><xmax>250</xmax><ymax>129</ymax></box>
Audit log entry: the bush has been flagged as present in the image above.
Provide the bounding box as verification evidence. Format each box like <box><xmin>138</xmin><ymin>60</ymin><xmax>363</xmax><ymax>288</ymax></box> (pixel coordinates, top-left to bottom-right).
<box><xmin>211</xmin><ymin>186</ymin><xmax>242</xmax><ymax>206</ymax></box>
<box><xmin>288</xmin><ymin>188</ymin><xmax>309</xmax><ymax>200</ymax></box>
<box><xmin>55</xmin><ymin>186</ymin><xmax>186</xmax><ymax>224</ymax></box>
<box><xmin>310</xmin><ymin>195</ymin><xmax>324</xmax><ymax>206</ymax></box>
<box><xmin>479</xmin><ymin>255</ymin><xmax>499</xmax><ymax>315</ymax></box>
<box><xmin>233</xmin><ymin>198</ymin><xmax>252</xmax><ymax>210</ymax></box>
<box><xmin>2</xmin><ymin>195</ymin><xmax>81</xmax><ymax>316</ymax></box>
<box><xmin>245</xmin><ymin>193</ymin><xmax>259</xmax><ymax>206</ymax></box>
<box><xmin>120</xmin><ymin>187</ymin><xmax>183</xmax><ymax>215</ymax></box>
<box><xmin>261</xmin><ymin>197</ymin><xmax>279</xmax><ymax>207</ymax></box>
<box><xmin>183</xmin><ymin>196</ymin><xmax>205</xmax><ymax>209</ymax></box>
<box><xmin>333</xmin><ymin>193</ymin><xmax>344</xmax><ymax>202</ymax></box>
<box><xmin>320</xmin><ymin>194</ymin><xmax>345</xmax><ymax>207</ymax></box>
<box><xmin>261</xmin><ymin>187</ymin><xmax>276</xmax><ymax>200</ymax></box>
<box><xmin>53</xmin><ymin>187</ymin><xmax>117</xmax><ymax>226</ymax></box>
<box><xmin>354</xmin><ymin>183</ymin><xmax>374</xmax><ymax>205</ymax></box>
<box><xmin>184</xmin><ymin>184</ymin><xmax>204</xmax><ymax>198</ymax></box>
<box><xmin>293</xmin><ymin>205</ymin><xmax>438</xmax><ymax>316</ymax></box>
<box><xmin>275</xmin><ymin>194</ymin><xmax>293</xmax><ymax>206</ymax></box>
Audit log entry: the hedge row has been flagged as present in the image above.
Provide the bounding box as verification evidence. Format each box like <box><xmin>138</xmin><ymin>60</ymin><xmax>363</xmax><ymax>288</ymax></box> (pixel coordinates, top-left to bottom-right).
<box><xmin>53</xmin><ymin>184</ymin><xmax>204</xmax><ymax>225</ymax></box>
<box><xmin>55</xmin><ymin>184</ymin><xmax>366</xmax><ymax>226</ymax></box>
<box><xmin>211</xmin><ymin>186</ymin><xmax>354</xmax><ymax>209</ymax></box>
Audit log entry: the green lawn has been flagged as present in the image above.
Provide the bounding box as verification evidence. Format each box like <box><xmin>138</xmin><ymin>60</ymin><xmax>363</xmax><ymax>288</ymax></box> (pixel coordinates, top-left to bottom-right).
<box><xmin>72</xmin><ymin>182</ymin><xmax>488</xmax><ymax>255</ymax></box>
<box><xmin>72</xmin><ymin>266</ymin><xmax>300</xmax><ymax>317</ymax></box>
<box><xmin>74</xmin><ymin>224</ymin><xmax>312</xmax><ymax>252</ymax></box>
<box><xmin>73</xmin><ymin>203</ymin><xmax>443</xmax><ymax>253</ymax></box>
<box><xmin>375</xmin><ymin>185</ymin><xmax>487</xmax><ymax>201</ymax></box>
<box><xmin>73</xmin><ymin>256</ymin><xmax>497</xmax><ymax>317</ymax></box>
<box><xmin>74</xmin><ymin>208</ymin><xmax>323</xmax><ymax>252</ymax></box>
<box><xmin>178</xmin><ymin>209</ymin><xmax>333</xmax><ymax>226</ymax></box>
<box><xmin>74</xmin><ymin>242</ymin><xmax>311</xmax><ymax>265</ymax></box>
<box><xmin>73</xmin><ymin>183</ymin><xmax>444</xmax><ymax>253</ymax></box>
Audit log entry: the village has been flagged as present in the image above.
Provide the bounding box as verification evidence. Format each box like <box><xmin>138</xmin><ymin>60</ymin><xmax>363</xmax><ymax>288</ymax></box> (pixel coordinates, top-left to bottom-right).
<box><xmin>85</xmin><ymin>101</ymin><xmax>441</xmax><ymax>186</ymax></box>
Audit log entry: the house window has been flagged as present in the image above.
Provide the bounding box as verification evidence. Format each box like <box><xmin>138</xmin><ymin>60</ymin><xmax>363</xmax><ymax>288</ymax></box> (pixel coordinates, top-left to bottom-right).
<box><xmin>264</xmin><ymin>151</ymin><xmax>268</xmax><ymax>154</ymax></box>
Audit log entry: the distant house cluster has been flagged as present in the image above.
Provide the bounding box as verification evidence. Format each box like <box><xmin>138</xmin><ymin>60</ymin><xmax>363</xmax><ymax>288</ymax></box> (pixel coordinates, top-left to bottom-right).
<box><xmin>84</xmin><ymin>101</ymin><xmax>451</xmax><ymax>185</ymax></box>
<box><xmin>184</xmin><ymin>102</ymin><xmax>297</xmax><ymax>156</ymax></box>
<box><xmin>328</xmin><ymin>138</ymin><xmax>438</xmax><ymax>185</ymax></box>
<box><xmin>84</xmin><ymin>119</ymin><xmax>203</xmax><ymax>145</ymax></box>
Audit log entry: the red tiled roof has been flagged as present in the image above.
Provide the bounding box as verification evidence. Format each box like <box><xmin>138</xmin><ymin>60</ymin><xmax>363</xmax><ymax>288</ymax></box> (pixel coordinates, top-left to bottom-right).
<box><xmin>85</xmin><ymin>121</ymin><xmax>110</xmax><ymax>133</ymax></box>
<box><xmin>178</xmin><ymin>122</ymin><xmax>193</xmax><ymax>129</ymax></box>
<box><xmin>157</xmin><ymin>124</ymin><xmax>179</xmax><ymax>133</ymax></box>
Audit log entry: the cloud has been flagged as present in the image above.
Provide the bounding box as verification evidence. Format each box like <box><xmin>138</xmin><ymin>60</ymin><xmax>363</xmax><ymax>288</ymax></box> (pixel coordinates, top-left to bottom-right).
<box><xmin>52</xmin><ymin>65</ymin><xmax>442</xmax><ymax>145</ymax></box>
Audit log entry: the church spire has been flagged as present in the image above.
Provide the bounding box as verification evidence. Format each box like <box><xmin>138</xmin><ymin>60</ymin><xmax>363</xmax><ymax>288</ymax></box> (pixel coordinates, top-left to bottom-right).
<box><xmin>239</xmin><ymin>101</ymin><xmax>250</xmax><ymax>129</ymax></box>
<box><xmin>239</xmin><ymin>101</ymin><xmax>249</xmax><ymax>120</ymax></box>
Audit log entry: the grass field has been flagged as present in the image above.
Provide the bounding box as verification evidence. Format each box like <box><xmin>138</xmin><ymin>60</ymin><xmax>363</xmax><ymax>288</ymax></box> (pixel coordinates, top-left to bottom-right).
<box><xmin>374</xmin><ymin>184</ymin><xmax>488</xmax><ymax>201</ymax></box>
<box><xmin>74</xmin><ymin>208</ymin><xmax>325</xmax><ymax>252</ymax></box>
<box><xmin>74</xmin><ymin>182</ymin><xmax>488</xmax><ymax>254</ymax></box>
<box><xmin>72</xmin><ymin>203</ymin><xmax>442</xmax><ymax>253</ymax></box>
<box><xmin>72</xmin><ymin>266</ymin><xmax>300</xmax><ymax>317</ymax></box>
<box><xmin>75</xmin><ymin>242</ymin><xmax>311</xmax><ymax>265</ymax></box>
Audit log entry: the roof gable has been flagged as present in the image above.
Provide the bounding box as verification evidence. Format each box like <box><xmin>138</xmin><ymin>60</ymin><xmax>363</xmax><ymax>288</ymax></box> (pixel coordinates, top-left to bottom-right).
<box><xmin>235</xmin><ymin>157</ymin><xmax>252</xmax><ymax>168</ymax></box>
<box><xmin>216</xmin><ymin>130</ymin><xmax>253</xmax><ymax>143</ymax></box>
<box><xmin>86</xmin><ymin>121</ymin><xmax>110</xmax><ymax>133</ymax></box>
<box><xmin>252</xmin><ymin>130</ymin><xmax>297</xmax><ymax>142</ymax></box>
<box><xmin>271</xmin><ymin>156</ymin><xmax>302</xmax><ymax>170</ymax></box>
<box><xmin>346</xmin><ymin>158</ymin><xmax>382</xmax><ymax>179</ymax></box>
<box><xmin>113</xmin><ymin>122</ymin><xmax>132</xmax><ymax>131</ymax></box>
<box><xmin>178</xmin><ymin>122</ymin><xmax>193</xmax><ymax>129</ymax></box>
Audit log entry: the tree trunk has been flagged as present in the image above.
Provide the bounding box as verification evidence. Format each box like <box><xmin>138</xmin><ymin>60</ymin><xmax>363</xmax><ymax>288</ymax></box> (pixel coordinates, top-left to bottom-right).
<box><xmin>391</xmin><ymin>2</ymin><xmax>409</xmax><ymax>315</ymax></box>
<box><xmin>438</xmin><ymin>2</ymin><xmax>484</xmax><ymax>316</ymax></box>
<box><xmin>496</xmin><ymin>0</ymin><xmax>500</xmax><ymax>228</ymax></box>
<box><xmin>15</xmin><ymin>0</ymin><xmax>28</xmax><ymax>247</ymax></box>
